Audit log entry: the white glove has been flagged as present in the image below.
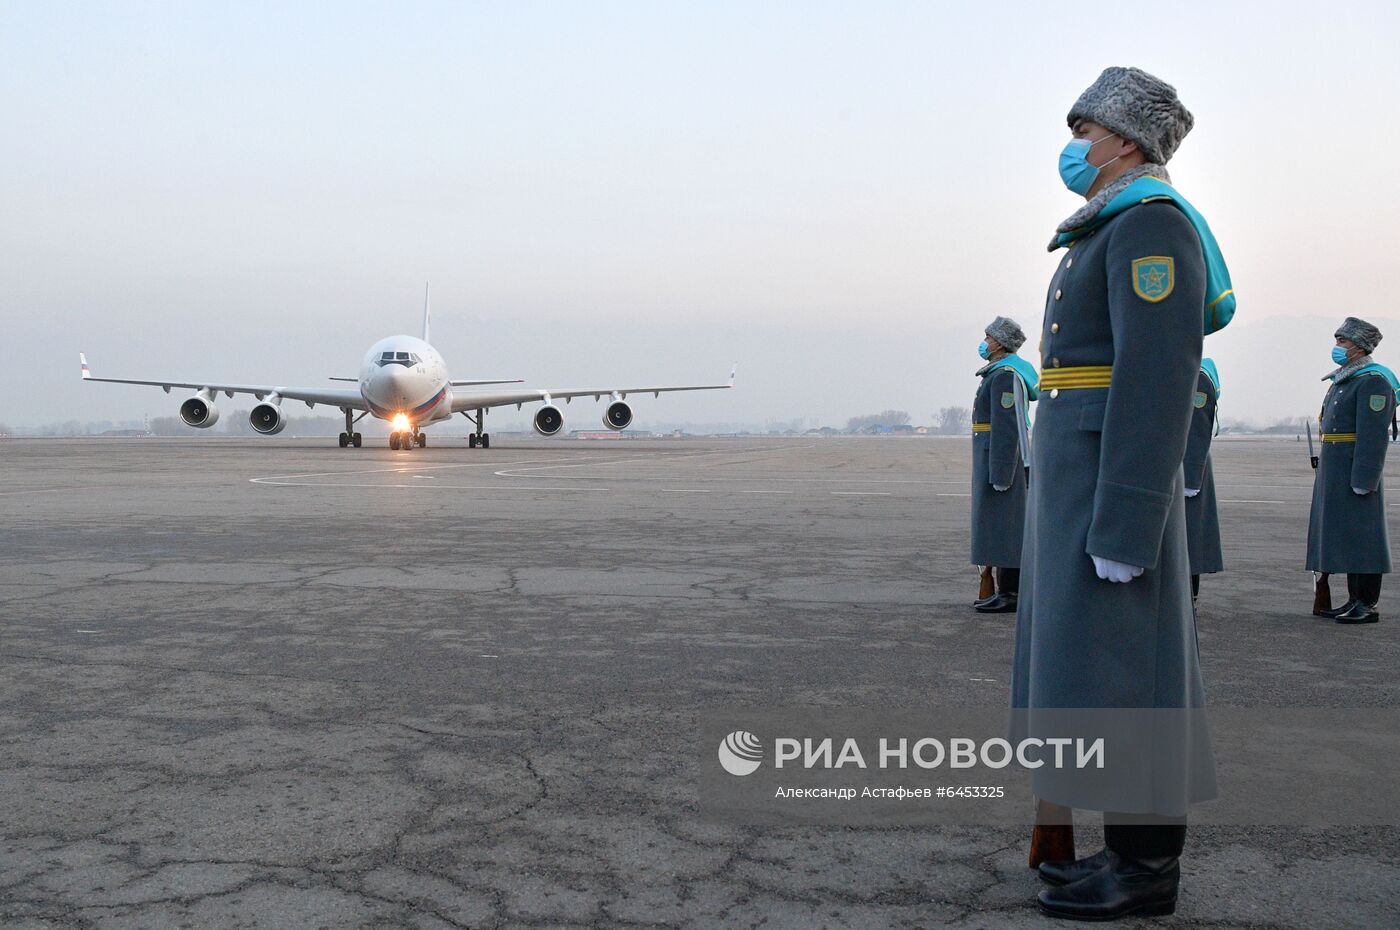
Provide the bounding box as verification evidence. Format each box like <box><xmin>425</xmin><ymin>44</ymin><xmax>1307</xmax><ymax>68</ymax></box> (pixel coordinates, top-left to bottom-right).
<box><xmin>993</xmin><ymin>484</ymin><xmax>1010</xmax><ymax>492</ymax></box>
<box><xmin>1184</xmin><ymin>488</ymin><xmax>1200</xmax><ymax>498</ymax></box>
<box><xmin>1092</xmin><ymin>555</ymin><xmax>1145</xmax><ymax>583</ymax></box>
<box><xmin>1353</xmin><ymin>486</ymin><xmax>1370</xmax><ymax>496</ymax></box>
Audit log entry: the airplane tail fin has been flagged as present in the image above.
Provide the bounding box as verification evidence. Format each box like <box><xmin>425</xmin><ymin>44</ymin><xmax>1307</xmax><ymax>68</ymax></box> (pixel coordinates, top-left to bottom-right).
<box><xmin>80</xmin><ymin>352</ymin><xmax>91</xmax><ymax>380</ymax></box>
<box><xmin>422</xmin><ymin>282</ymin><xmax>431</xmax><ymax>343</ymax></box>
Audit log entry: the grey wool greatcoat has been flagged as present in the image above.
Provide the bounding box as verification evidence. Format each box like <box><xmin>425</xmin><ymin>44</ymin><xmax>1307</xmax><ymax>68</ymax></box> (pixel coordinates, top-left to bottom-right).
<box><xmin>1184</xmin><ymin>370</ymin><xmax>1224</xmax><ymax>575</ymax></box>
<box><xmin>1305</xmin><ymin>368</ymin><xmax>1394</xmax><ymax>574</ymax></box>
<box><xmin>970</xmin><ymin>365</ymin><xmax>1027</xmax><ymax>568</ymax></box>
<box><xmin>1010</xmin><ymin>201</ymin><xmax>1217</xmax><ymax>816</ymax></box>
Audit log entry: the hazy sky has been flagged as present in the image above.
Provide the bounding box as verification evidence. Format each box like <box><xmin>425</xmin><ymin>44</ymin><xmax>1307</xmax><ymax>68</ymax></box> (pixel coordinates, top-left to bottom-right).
<box><xmin>3</xmin><ymin>1</ymin><xmax>1399</xmax><ymax>428</ymax></box>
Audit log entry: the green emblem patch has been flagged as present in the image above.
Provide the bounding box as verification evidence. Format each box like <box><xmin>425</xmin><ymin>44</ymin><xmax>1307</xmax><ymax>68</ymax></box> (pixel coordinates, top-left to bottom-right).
<box><xmin>1131</xmin><ymin>256</ymin><xmax>1175</xmax><ymax>303</ymax></box>
<box><xmin>1001</xmin><ymin>392</ymin><xmax>1015</xmax><ymax>408</ymax></box>
<box><xmin>1370</xmin><ymin>394</ymin><xmax>1388</xmax><ymax>412</ymax></box>
<box><xmin>1193</xmin><ymin>392</ymin><xmax>1207</xmax><ymax>409</ymax></box>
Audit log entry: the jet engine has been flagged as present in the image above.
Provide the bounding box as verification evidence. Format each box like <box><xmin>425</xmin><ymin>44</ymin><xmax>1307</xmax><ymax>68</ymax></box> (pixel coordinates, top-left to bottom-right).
<box><xmin>249</xmin><ymin>402</ymin><xmax>287</xmax><ymax>435</ymax></box>
<box><xmin>179</xmin><ymin>393</ymin><xmax>220</xmax><ymax>428</ymax></box>
<box><xmin>603</xmin><ymin>400</ymin><xmax>633</xmax><ymax>430</ymax></box>
<box><xmin>533</xmin><ymin>404</ymin><xmax>564</xmax><ymax>436</ymax></box>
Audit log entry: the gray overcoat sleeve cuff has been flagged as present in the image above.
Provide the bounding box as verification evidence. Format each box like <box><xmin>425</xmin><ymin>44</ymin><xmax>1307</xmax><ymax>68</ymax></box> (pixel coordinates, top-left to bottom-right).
<box><xmin>1087</xmin><ymin>478</ymin><xmax>1173</xmax><ymax>569</ymax></box>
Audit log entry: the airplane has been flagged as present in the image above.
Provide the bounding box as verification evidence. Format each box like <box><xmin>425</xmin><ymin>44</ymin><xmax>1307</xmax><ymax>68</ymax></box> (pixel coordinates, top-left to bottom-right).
<box><xmin>80</xmin><ymin>286</ymin><xmax>735</xmax><ymax>450</ymax></box>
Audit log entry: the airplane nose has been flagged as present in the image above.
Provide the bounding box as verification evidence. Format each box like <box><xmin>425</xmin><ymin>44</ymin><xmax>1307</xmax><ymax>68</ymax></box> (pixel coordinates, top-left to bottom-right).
<box><xmin>372</xmin><ymin>366</ymin><xmax>414</xmax><ymax>406</ymax></box>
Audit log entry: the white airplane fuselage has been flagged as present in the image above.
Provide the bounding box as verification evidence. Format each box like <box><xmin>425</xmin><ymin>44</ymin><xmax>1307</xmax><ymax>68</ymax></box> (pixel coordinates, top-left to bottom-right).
<box><xmin>359</xmin><ymin>335</ymin><xmax>452</xmax><ymax>429</ymax></box>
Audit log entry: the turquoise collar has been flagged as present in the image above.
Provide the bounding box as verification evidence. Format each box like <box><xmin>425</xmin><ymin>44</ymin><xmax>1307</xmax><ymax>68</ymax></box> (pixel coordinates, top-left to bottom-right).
<box><xmin>1054</xmin><ymin>177</ymin><xmax>1235</xmax><ymax>336</ymax></box>
<box><xmin>983</xmin><ymin>353</ymin><xmax>1040</xmax><ymax>401</ymax></box>
<box><xmin>1344</xmin><ymin>361</ymin><xmax>1400</xmax><ymax>397</ymax></box>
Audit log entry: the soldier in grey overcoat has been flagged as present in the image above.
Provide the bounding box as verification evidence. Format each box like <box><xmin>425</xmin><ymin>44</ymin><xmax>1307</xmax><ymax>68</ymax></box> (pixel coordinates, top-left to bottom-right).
<box><xmin>1184</xmin><ymin>360</ymin><xmax>1224</xmax><ymax>603</ymax></box>
<box><xmin>1306</xmin><ymin>317</ymin><xmax>1394</xmax><ymax>624</ymax></box>
<box><xmin>1010</xmin><ymin>67</ymin><xmax>1219</xmax><ymax>921</ymax></box>
<box><xmin>970</xmin><ymin>316</ymin><xmax>1034</xmax><ymax>613</ymax></box>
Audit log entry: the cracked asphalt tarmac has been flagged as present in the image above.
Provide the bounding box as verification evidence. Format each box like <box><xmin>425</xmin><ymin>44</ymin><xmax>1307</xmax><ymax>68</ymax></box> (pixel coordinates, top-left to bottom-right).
<box><xmin>2</xmin><ymin>436</ymin><xmax>1397</xmax><ymax>928</ymax></box>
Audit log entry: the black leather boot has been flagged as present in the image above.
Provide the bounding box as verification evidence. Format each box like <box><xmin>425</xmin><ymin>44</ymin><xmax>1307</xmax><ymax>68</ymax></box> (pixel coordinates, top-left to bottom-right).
<box><xmin>1335</xmin><ymin>601</ymin><xmax>1380</xmax><ymax>624</ymax></box>
<box><xmin>975</xmin><ymin>592</ymin><xmax>1017</xmax><ymax>613</ymax></box>
<box><xmin>1320</xmin><ymin>598</ymin><xmax>1359</xmax><ymax>619</ymax></box>
<box><xmin>1038</xmin><ymin>854</ymin><xmax>1179</xmax><ymax>920</ymax></box>
<box><xmin>1038</xmin><ymin>848</ymin><xmax>1115</xmax><ymax>887</ymax></box>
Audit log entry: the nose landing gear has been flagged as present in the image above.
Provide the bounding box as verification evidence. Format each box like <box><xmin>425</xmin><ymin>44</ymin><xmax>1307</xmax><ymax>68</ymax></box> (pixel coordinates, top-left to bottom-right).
<box><xmin>389</xmin><ymin>430</ymin><xmax>426</xmax><ymax>450</ymax></box>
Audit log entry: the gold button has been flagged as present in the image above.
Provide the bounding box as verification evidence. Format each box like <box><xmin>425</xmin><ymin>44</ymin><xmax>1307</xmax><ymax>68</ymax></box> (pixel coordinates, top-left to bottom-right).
<box><xmin>1066</xmin><ymin>258</ymin><xmax>1073</xmax><ymax>269</ymax></box>
<box><xmin>1055</xmin><ymin>289</ymin><xmax>1063</xmax><ymax>300</ymax></box>
<box><xmin>1050</xmin><ymin>389</ymin><xmax>1060</xmax><ymax>399</ymax></box>
<box><xmin>1051</xmin><ymin>323</ymin><xmax>1060</xmax><ymax>334</ymax></box>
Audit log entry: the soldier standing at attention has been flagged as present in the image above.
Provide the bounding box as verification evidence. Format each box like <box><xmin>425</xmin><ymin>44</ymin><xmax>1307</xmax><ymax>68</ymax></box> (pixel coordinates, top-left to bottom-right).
<box><xmin>970</xmin><ymin>316</ymin><xmax>1038</xmax><ymax>613</ymax></box>
<box><xmin>1185</xmin><ymin>359</ymin><xmax>1224</xmax><ymax>605</ymax></box>
<box><xmin>1011</xmin><ymin>67</ymin><xmax>1233</xmax><ymax>920</ymax></box>
<box><xmin>1307</xmin><ymin>318</ymin><xmax>1396</xmax><ymax>624</ymax></box>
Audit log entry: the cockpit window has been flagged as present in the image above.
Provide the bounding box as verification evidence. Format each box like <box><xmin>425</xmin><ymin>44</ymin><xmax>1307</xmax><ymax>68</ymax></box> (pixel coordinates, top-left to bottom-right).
<box><xmin>375</xmin><ymin>351</ymin><xmax>422</xmax><ymax>368</ymax></box>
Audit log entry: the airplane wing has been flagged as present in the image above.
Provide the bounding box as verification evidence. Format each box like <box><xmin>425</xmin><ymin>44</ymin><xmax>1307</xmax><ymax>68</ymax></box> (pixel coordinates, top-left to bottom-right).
<box><xmin>80</xmin><ymin>354</ymin><xmax>367</xmax><ymax>410</ymax></box>
<box><xmin>326</xmin><ymin>378</ymin><xmax>524</xmax><ymax>387</ymax></box>
<box><xmin>449</xmin><ymin>365</ymin><xmax>736</xmax><ymax>413</ymax></box>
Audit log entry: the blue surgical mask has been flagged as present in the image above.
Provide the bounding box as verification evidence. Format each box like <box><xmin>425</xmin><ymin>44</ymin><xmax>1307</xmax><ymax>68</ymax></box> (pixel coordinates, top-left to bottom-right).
<box><xmin>1332</xmin><ymin>346</ymin><xmax>1350</xmax><ymax>366</ymax></box>
<box><xmin>978</xmin><ymin>340</ymin><xmax>991</xmax><ymax>360</ymax></box>
<box><xmin>1058</xmin><ymin>133</ymin><xmax>1122</xmax><ymax>196</ymax></box>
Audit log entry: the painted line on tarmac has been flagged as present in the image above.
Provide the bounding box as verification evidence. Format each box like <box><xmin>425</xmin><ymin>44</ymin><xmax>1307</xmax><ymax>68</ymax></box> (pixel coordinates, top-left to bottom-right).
<box><xmin>250</xmin><ymin>455</ymin><xmax>596</xmax><ymax>485</ymax></box>
<box><xmin>489</xmin><ymin>443</ymin><xmax>808</xmax><ymax>480</ymax></box>
<box><xmin>832</xmin><ymin>491</ymin><xmax>892</xmax><ymax>496</ymax></box>
<box><xmin>254</xmin><ymin>480</ymin><xmax>610</xmax><ymax>492</ymax></box>
<box><xmin>0</xmin><ymin>485</ymin><xmax>125</xmax><ymax>497</ymax></box>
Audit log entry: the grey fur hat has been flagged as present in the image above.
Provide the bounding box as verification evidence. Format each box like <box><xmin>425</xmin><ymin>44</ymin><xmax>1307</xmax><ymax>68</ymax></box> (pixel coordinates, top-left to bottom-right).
<box><xmin>986</xmin><ymin>316</ymin><xmax>1026</xmax><ymax>353</ymax></box>
<box><xmin>1067</xmin><ymin>66</ymin><xmax>1194</xmax><ymax>165</ymax></box>
<box><xmin>1336</xmin><ymin>317</ymin><xmax>1383</xmax><ymax>353</ymax></box>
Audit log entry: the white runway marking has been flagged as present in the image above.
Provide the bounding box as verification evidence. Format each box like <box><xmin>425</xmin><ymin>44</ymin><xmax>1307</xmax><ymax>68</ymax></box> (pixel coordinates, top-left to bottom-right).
<box><xmin>0</xmin><ymin>485</ymin><xmax>125</xmax><ymax>497</ymax></box>
<box><xmin>262</xmin><ymin>481</ymin><xmax>608</xmax><ymax>492</ymax></box>
<box><xmin>250</xmin><ymin>456</ymin><xmax>595</xmax><ymax>486</ymax></box>
<box><xmin>832</xmin><ymin>491</ymin><xmax>892</xmax><ymax>496</ymax></box>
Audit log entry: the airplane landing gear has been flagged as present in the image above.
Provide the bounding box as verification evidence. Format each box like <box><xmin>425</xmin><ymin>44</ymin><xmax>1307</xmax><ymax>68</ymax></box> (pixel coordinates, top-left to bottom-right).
<box><xmin>464</xmin><ymin>408</ymin><xmax>489</xmax><ymax>449</ymax></box>
<box><xmin>389</xmin><ymin>429</ymin><xmax>424</xmax><ymax>451</ymax></box>
<box><xmin>339</xmin><ymin>409</ymin><xmax>363</xmax><ymax>448</ymax></box>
